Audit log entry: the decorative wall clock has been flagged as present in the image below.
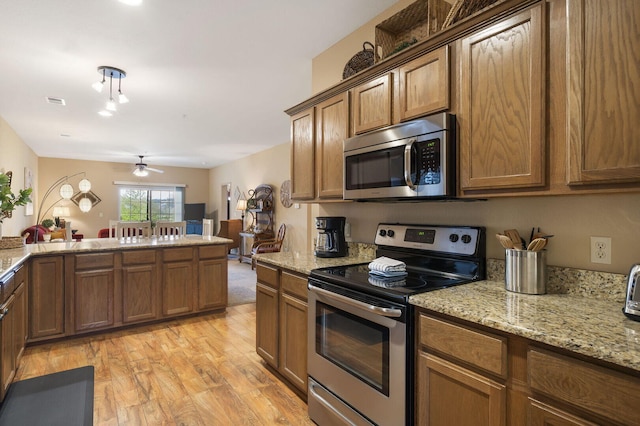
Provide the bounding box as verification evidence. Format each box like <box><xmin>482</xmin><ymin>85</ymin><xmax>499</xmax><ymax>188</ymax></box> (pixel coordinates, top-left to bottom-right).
<box><xmin>280</xmin><ymin>179</ymin><xmax>292</xmax><ymax>208</ymax></box>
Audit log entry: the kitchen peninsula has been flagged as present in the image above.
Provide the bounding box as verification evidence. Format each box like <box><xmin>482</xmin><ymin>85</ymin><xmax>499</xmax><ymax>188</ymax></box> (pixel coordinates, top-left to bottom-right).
<box><xmin>0</xmin><ymin>235</ymin><xmax>232</xmax><ymax>343</ymax></box>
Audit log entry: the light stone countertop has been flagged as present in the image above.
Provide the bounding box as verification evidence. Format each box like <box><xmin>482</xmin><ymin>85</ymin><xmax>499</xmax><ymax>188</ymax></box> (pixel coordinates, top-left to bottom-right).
<box><xmin>410</xmin><ymin>280</ymin><xmax>640</xmax><ymax>373</ymax></box>
<box><xmin>0</xmin><ymin>235</ymin><xmax>232</xmax><ymax>280</ymax></box>
<box><xmin>252</xmin><ymin>243</ymin><xmax>377</xmax><ymax>275</ymax></box>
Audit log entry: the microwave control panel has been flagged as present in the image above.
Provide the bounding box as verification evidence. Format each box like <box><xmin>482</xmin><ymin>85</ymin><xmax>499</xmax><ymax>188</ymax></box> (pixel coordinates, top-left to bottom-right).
<box><xmin>416</xmin><ymin>139</ymin><xmax>441</xmax><ymax>185</ymax></box>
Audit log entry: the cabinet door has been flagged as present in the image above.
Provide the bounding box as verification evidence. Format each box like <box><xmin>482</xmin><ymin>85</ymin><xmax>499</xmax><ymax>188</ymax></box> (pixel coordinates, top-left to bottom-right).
<box><xmin>315</xmin><ymin>92</ymin><xmax>349</xmax><ymax>199</ymax></box>
<box><xmin>290</xmin><ymin>108</ymin><xmax>315</xmax><ymax>200</ymax></box>
<box><xmin>398</xmin><ymin>46</ymin><xmax>449</xmax><ymax>121</ymax></box>
<box><xmin>198</xmin><ymin>258</ymin><xmax>227</xmax><ymax>310</ymax></box>
<box><xmin>74</xmin><ymin>269</ymin><xmax>115</xmax><ymax>332</ymax></box>
<box><xmin>459</xmin><ymin>5</ymin><xmax>546</xmax><ymax>191</ymax></box>
<box><xmin>279</xmin><ymin>292</ymin><xmax>307</xmax><ymax>394</ymax></box>
<box><xmin>29</xmin><ymin>256</ymin><xmax>65</xmax><ymax>340</ymax></box>
<box><xmin>12</xmin><ymin>282</ymin><xmax>26</xmax><ymax>365</ymax></box>
<box><xmin>529</xmin><ymin>399</ymin><xmax>598</xmax><ymax>426</ymax></box>
<box><xmin>122</xmin><ymin>264</ymin><xmax>158</xmax><ymax>323</ymax></box>
<box><xmin>566</xmin><ymin>0</ymin><xmax>640</xmax><ymax>184</ymax></box>
<box><xmin>0</xmin><ymin>294</ymin><xmax>15</xmax><ymax>401</ymax></box>
<box><xmin>417</xmin><ymin>352</ymin><xmax>506</xmax><ymax>426</ymax></box>
<box><xmin>162</xmin><ymin>261</ymin><xmax>194</xmax><ymax>316</ymax></box>
<box><xmin>256</xmin><ymin>282</ymin><xmax>278</xmax><ymax>368</ymax></box>
<box><xmin>352</xmin><ymin>73</ymin><xmax>392</xmax><ymax>134</ymax></box>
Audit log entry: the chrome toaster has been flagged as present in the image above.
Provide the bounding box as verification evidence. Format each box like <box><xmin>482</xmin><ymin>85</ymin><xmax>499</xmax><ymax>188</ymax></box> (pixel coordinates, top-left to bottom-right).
<box><xmin>624</xmin><ymin>264</ymin><xmax>640</xmax><ymax>321</ymax></box>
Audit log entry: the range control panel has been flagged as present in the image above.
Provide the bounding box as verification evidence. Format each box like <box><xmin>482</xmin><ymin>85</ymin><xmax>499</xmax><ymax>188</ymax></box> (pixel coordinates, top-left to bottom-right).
<box><xmin>374</xmin><ymin>223</ymin><xmax>483</xmax><ymax>256</ymax></box>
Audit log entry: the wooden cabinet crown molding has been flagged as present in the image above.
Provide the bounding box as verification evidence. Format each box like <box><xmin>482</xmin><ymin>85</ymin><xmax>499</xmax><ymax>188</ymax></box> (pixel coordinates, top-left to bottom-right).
<box><xmin>284</xmin><ymin>0</ymin><xmax>540</xmax><ymax>117</ymax></box>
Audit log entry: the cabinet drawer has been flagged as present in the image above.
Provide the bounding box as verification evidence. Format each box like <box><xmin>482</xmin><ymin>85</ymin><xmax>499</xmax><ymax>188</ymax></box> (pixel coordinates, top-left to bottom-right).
<box><xmin>281</xmin><ymin>271</ymin><xmax>307</xmax><ymax>301</ymax></box>
<box><xmin>419</xmin><ymin>314</ymin><xmax>507</xmax><ymax>377</ymax></box>
<box><xmin>256</xmin><ymin>264</ymin><xmax>278</xmax><ymax>289</ymax></box>
<box><xmin>75</xmin><ymin>253</ymin><xmax>114</xmax><ymax>270</ymax></box>
<box><xmin>199</xmin><ymin>245</ymin><xmax>226</xmax><ymax>259</ymax></box>
<box><xmin>528</xmin><ymin>347</ymin><xmax>640</xmax><ymax>425</ymax></box>
<box><xmin>122</xmin><ymin>250</ymin><xmax>156</xmax><ymax>265</ymax></box>
<box><xmin>163</xmin><ymin>247</ymin><xmax>194</xmax><ymax>262</ymax></box>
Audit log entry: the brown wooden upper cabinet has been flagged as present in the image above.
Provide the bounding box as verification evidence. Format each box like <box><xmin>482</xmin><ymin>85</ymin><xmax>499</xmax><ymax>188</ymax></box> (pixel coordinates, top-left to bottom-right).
<box><xmin>566</xmin><ymin>0</ymin><xmax>640</xmax><ymax>186</ymax></box>
<box><xmin>352</xmin><ymin>46</ymin><xmax>450</xmax><ymax>135</ymax></box>
<box><xmin>291</xmin><ymin>92</ymin><xmax>349</xmax><ymax>201</ymax></box>
<box><xmin>459</xmin><ymin>4</ymin><xmax>546</xmax><ymax>193</ymax></box>
<box><xmin>352</xmin><ymin>73</ymin><xmax>392</xmax><ymax>134</ymax></box>
<box><xmin>315</xmin><ymin>92</ymin><xmax>349</xmax><ymax>199</ymax></box>
<box><xmin>290</xmin><ymin>108</ymin><xmax>315</xmax><ymax>200</ymax></box>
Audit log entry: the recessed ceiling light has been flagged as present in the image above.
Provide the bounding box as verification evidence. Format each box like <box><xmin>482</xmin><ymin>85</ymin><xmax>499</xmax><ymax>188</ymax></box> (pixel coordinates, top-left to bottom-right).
<box><xmin>45</xmin><ymin>97</ymin><xmax>66</xmax><ymax>106</ymax></box>
<box><xmin>60</xmin><ymin>133</ymin><xmax>71</xmax><ymax>137</ymax></box>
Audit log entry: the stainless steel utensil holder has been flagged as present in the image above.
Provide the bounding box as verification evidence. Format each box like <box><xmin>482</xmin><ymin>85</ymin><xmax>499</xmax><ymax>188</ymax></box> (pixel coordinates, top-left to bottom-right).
<box><xmin>505</xmin><ymin>249</ymin><xmax>547</xmax><ymax>294</ymax></box>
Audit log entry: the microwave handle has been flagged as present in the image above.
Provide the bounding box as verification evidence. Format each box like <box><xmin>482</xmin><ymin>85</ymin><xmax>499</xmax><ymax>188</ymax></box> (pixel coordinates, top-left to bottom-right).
<box><xmin>404</xmin><ymin>139</ymin><xmax>417</xmax><ymax>190</ymax></box>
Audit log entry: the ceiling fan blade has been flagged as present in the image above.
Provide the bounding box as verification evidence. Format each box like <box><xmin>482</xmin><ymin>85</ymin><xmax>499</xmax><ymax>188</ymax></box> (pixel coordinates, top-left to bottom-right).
<box><xmin>146</xmin><ymin>167</ymin><xmax>164</xmax><ymax>173</ymax></box>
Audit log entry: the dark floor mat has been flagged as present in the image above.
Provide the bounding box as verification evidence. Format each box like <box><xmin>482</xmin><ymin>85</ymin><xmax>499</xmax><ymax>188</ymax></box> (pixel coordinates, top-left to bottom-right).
<box><xmin>0</xmin><ymin>366</ymin><xmax>94</xmax><ymax>426</ymax></box>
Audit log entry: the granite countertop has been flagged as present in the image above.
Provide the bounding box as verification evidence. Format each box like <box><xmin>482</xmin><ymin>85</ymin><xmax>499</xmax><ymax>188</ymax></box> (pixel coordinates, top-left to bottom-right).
<box><xmin>0</xmin><ymin>235</ymin><xmax>232</xmax><ymax>280</ymax></box>
<box><xmin>253</xmin><ymin>243</ymin><xmax>377</xmax><ymax>275</ymax></box>
<box><xmin>410</xmin><ymin>280</ymin><xmax>640</xmax><ymax>373</ymax></box>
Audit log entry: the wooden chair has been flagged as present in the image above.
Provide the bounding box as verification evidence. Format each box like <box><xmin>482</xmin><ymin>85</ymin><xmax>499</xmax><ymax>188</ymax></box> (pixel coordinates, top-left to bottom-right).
<box><xmin>251</xmin><ymin>223</ymin><xmax>286</xmax><ymax>269</ymax></box>
<box><xmin>116</xmin><ymin>221</ymin><xmax>152</xmax><ymax>238</ymax></box>
<box><xmin>155</xmin><ymin>221</ymin><xmax>186</xmax><ymax>237</ymax></box>
<box><xmin>202</xmin><ymin>218</ymin><xmax>214</xmax><ymax>236</ymax></box>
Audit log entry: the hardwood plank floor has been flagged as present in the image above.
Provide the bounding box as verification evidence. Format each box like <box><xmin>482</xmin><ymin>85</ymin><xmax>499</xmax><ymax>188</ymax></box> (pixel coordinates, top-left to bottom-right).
<box><xmin>15</xmin><ymin>304</ymin><xmax>315</xmax><ymax>425</ymax></box>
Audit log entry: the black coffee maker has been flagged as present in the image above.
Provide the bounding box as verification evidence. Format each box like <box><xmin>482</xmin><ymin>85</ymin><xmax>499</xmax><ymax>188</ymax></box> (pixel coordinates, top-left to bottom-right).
<box><xmin>314</xmin><ymin>216</ymin><xmax>347</xmax><ymax>258</ymax></box>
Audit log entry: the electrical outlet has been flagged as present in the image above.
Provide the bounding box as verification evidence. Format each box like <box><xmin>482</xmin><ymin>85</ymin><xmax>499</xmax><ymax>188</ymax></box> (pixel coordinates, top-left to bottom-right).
<box><xmin>590</xmin><ymin>236</ymin><xmax>611</xmax><ymax>264</ymax></box>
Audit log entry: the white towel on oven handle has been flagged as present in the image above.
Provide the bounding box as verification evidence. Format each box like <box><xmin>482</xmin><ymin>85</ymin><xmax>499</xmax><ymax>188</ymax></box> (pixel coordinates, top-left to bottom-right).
<box><xmin>368</xmin><ymin>256</ymin><xmax>406</xmax><ymax>273</ymax></box>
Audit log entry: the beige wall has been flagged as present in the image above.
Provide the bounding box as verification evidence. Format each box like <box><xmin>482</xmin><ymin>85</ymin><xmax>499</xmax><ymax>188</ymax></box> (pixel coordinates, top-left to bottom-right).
<box><xmin>0</xmin><ymin>116</ymin><xmax>39</xmax><ymax>236</ymax></box>
<box><xmin>37</xmin><ymin>158</ymin><xmax>210</xmax><ymax>238</ymax></box>
<box><xmin>311</xmin><ymin>0</ymin><xmax>413</xmax><ymax>94</ymax></box>
<box><xmin>209</xmin><ymin>143</ymin><xmax>311</xmax><ymax>255</ymax></box>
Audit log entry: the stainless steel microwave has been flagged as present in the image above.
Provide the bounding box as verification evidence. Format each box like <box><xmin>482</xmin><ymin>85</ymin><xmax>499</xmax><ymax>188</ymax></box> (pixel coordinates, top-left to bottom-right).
<box><xmin>343</xmin><ymin>113</ymin><xmax>456</xmax><ymax>201</ymax></box>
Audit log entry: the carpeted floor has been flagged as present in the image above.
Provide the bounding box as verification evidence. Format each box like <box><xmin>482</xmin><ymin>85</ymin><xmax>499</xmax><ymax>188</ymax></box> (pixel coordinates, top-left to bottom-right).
<box><xmin>227</xmin><ymin>259</ymin><xmax>256</xmax><ymax>306</ymax></box>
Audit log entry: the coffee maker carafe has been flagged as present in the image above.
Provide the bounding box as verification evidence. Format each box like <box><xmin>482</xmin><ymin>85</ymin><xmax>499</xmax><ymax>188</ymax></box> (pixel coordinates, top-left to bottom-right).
<box><xmin>315</xmin><ymin>216</ymin><xmax>347</xmax><ymax>258</ymax></box>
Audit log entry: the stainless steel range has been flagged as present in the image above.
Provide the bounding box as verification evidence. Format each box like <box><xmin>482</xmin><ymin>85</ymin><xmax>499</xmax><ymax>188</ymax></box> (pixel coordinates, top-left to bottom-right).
<box><xmin>307</xmin><ymin>223</ymin><xmax>486</xmax><ymax>426</ymax></box>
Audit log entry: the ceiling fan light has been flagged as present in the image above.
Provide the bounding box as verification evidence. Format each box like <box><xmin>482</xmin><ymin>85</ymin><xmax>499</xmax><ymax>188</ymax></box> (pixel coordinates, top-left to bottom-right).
<box><xmin>133</xmin><ymin>168</ymin><xmax>148</xmax><ymax>177</ymax></box>
<box><xmin>118</xmin><ymin>91</ymin><xmax>129</xmax><ymax>104</ymax></box>
<box><xmin>79</xmin><ymin>197</ymin><xmax>92</xmax><ymax>213</ymax></box>
<box><xmin>59</xmin><ymin>183</ymin><xmax>74</xmax><ymax>199</ymax></box>
<box><xmin>98</xmin><ymin>110</ymin><xmax>112</xmax><ymax>117</ymax></box>
<box><xmin>92</xmin><ymin>80</ymin><xmax>105</xmax><ymax>93</ymax></box>
<box><xmin>78</xmin><ymin>178</ymin><xmax>91</xmax><ymax>193</ymax></box>
<box><xmin>106</xmin><ymin>99</ymin><xmax>117</xmax><ymax>112</ymax></box>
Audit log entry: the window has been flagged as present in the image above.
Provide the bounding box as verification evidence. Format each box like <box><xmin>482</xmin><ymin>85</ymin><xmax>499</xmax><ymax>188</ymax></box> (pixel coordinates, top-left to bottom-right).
<box><xmin>118</xmin><ymin>185</ymin><xmax>184</xmax><ymax>222</ymax></box>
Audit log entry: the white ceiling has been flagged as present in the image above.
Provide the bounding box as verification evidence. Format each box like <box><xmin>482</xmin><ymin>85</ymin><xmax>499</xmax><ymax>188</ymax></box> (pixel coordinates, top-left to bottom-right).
<box><xmin>0</xmin><ymin>0</ymin><xmax>396</xmax><ymax>170</ymax></box>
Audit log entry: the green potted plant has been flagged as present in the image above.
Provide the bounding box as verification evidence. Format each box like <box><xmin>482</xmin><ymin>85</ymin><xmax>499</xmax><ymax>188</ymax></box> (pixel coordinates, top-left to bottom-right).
<box><xmin>41</xmin><ymin>218</ymin><xmax>55</xmax><ymax>230</ymax></box>
<box><xmin>0</xmin><ymin>171</ymin><xmax>33</xmax><ymax>238</ymax></box>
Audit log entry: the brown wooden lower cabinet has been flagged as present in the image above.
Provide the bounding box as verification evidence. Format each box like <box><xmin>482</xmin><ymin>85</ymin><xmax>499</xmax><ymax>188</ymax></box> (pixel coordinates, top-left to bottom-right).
<box><xmin>417</xmin><ymin>309</ymin><xmax>640</xmax><ymax>425</ymax></box>
<box><xmin>255</xmin><ymin>263</ymin><xmax>308</xmax><ymax>397</ymax></box>
<box><xmin>0</xmin><ymin>279</ymin><xmax>26</xmax><ymax>402</ymax></box>
<box><xmin>29</xmin><ymin>255</ymin><xmax>65</xmax><ymax>340</ymax></box>
<box><xmin>27</xmin><ymin>244</ymin><xmax>228</xmax><ymax>343</ymax></box>
<box><xmin>162</xmin><ymin>247</ymin><xmax>195</xmax><ymax>316</ymax></box>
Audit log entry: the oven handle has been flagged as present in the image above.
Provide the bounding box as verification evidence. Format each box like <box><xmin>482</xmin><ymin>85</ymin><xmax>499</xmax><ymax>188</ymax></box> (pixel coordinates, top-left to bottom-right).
<box><xmin>308</xmin><ymin>283</ymin><xmax>403</xmax><ymax>318</ymax></box>
<box><xmin>404</xmin><ymin>139</ymin><xmax>417</xmax><ymax>190</ymax></box>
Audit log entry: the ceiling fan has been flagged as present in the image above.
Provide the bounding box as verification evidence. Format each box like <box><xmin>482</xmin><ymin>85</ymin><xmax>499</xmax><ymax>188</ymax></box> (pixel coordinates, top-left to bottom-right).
<box><xmin>133</xmin><ymin>155</ymin><xmax>164</xmax><ymax>177</ymax></box>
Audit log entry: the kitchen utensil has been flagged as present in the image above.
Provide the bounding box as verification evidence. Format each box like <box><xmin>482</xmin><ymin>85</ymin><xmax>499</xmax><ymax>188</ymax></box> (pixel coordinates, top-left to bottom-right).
<box><xmin>504</xmin><ymin>229</ymin><xmax>524</xmax><ymax>249</ymax></box>
<box><xmin>505</xmin><ymin>248</ymin><xmax>547</xmax><ymax>294</ymax></box>
<box><xmin>496</xmin><ymin>233</ymin><xmax>514</xmax><ymax>249</ymax></box>
<box><xmin>624</xmin><ymin>264</ymin><xmax>640</xmax><ymax>321</ymax></box>
<box><xmin>527</xmin><ymin>237</ymin><xmax>547</xmax><ymax>251</ymax></box>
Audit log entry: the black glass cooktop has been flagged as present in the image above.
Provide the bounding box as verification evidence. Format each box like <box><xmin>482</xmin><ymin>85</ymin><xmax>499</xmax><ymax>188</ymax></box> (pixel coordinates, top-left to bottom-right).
<box><xmin>309</xmin><ymin>263</ymin><xmax>471</xmax><ymax>302</ymax></box>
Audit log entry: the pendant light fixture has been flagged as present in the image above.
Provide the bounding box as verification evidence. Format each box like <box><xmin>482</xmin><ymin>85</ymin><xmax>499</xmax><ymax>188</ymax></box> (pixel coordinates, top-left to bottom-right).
<box><xmin>93</xmin><ymin>66</ymin><xmax>128</xmax><ymax>116</ymax></box>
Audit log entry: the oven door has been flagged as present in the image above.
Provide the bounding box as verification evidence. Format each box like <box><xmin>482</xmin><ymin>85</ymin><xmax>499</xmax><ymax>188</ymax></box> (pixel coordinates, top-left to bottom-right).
<box><xmin>308</xmin><ymin>279</ymin><xmax>406</xmax><ymax>426</ymax></box>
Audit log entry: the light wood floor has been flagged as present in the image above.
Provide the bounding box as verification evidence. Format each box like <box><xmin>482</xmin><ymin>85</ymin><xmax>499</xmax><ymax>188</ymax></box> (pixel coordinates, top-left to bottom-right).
<box><xmin>15</xmin><ymin>304</ymin><xmax>315</xmax><ymax>425</ymax></box>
